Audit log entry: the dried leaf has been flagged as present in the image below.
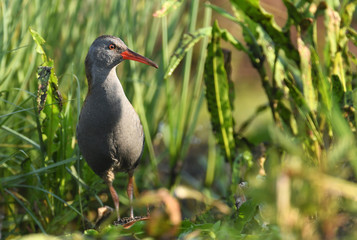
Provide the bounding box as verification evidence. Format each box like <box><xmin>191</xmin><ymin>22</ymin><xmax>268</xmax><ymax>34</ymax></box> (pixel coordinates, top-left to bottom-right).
<box><xmin>37</xmin><ymin>66</ymin><xmax>52</xmax><ymax>113</ymax></box>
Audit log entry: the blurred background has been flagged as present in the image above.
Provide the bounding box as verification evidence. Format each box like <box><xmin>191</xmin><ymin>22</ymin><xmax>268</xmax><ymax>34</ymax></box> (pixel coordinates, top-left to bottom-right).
<box><xmin>1</xmin><ymin>0</ymin><xmax>357</xmax><ymax>239</ymax></box>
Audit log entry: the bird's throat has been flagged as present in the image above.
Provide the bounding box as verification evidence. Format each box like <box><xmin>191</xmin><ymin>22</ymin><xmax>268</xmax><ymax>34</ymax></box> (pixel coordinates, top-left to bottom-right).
<box><xmin>86</xmin><ymin>67</ymin><xmax>121</xmax><ymax>95</ymax></box>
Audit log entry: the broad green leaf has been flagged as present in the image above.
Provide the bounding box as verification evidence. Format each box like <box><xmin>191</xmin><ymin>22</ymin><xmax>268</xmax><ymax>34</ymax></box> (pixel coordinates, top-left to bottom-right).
<box><xmin>35</xmin><ymin>59</ymin><xmax>62</xmax><ymax>161</ymax></box>
<box><xmin>204</xmin><ymin>21</ymin><xmax>236</xmax><ymax>164</ymax></box>
<box><xmin>230</xmin><ymin>0</ymin><xmax>299</xmax><ymax>63</ymax></box>
<box><xmin>219</xmin><ymin>28</ymin><xmax>247</xmax><ymax>53</ymax></box>
<box><xmin>165</xmin><ymin>27</ymin><xmax>211</xmax><ymax>78</ymax></box>
<box><xmin>212</xmin><ymin>220</ymin><xmax>221</xmax><ymax>232</ymax></box>
<box><xmin>324</xmin><ymin>7</ymin><xmax>347</xmax><ymax>91</ymax></box>
<box><xmin>30</xmin><ymin>28</ymin><xmax>63</xmax><ymax>161</ymax></box>
<box><xmin>282</xmin><ymin>0</ymin><xmax>304</xmax><ymax>27</ymax></box>
<box><xmin>234</xmin><ymin>200</ymin><xmax>259</xmax><ymax>233</ymax></box>
<box><xmin>41</xmin><ymin>62</ymin><xmax>62</xmax><ymax>161</ymax></box>
<box><xmin>332</xmin><ymin>52</ymin><xmax>346</xmax><ymax>91</ymax></box>
<box><xmin>256</xmin><ymin>27</ymin><xmax>285</xmax><ymax>88</ymax></box>
<box><xmin>206</xmin><ymin>3</ymin><xmax>253</xmax><ymax>56</ymax></box>
<box><xmin>282</xmin><ymin>0</ymin><xmax>314</xmax><ymax>33</ymax></box>
<box><xmin>341</xmin><ymin>2</ymin><xmax>356</xmax><ymax>27</ymax></box>
<box><xmin>29</xmin><ymin>27</ymin><xmax>45</xmax><ymax>54</ymax></box>
<box><xmin>212</xmin><ymin>1</ymin><xmax>265</xmax><ymax>70</ymax></box>
<box><xmin>29</xmin><ymin>27</ymin><xmax>47</xmax><ymax>62</ymax></box>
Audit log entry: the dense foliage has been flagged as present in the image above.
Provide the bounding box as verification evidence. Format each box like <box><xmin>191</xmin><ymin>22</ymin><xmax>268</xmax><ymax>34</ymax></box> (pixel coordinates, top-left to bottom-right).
<box><xmin>1</xmin><ymin>0</ymin><xmax>357</xmax><ymax>239</ymax></box>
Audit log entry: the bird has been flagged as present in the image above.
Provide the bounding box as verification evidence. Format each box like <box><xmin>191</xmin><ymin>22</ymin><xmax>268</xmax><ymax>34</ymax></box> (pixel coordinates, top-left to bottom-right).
<box><xmin>77</xmin><ymin>35</ymin><xmax>158</xmax><ymax>221</ymax></box>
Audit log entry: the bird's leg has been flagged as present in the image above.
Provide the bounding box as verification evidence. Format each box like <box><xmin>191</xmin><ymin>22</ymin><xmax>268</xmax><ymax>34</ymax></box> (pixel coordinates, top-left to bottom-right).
<box><xmin>108</xmin><ymin>182</ymin><xmax>120</xmax><ymax>220</ymax></box>
<box><xmin>146</xmin><ymin>204</ymin><xmax>150</xmax><ymax>217</ymax></box>
<box><xmin>127</xmin><ymin>173</ymin><xmax>134</xmax><ymax>219</ymax></box>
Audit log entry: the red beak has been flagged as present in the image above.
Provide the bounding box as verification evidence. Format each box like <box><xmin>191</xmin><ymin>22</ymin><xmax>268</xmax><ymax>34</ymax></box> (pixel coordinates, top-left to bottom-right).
<box><xmin>121</xmin><ymin>49</ymin><xmax>158</xmax><ymax>69</ymax></box>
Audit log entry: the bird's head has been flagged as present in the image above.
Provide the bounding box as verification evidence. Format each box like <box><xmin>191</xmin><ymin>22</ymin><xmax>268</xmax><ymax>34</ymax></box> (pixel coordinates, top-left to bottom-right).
<box><xmin>85</xmin><ymin>35</ymin><xmax>158</xmax><ymax>71</ymax></box>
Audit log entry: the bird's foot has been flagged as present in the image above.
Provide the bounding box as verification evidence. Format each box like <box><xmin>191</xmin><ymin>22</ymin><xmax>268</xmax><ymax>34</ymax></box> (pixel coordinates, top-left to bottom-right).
<box><xmin>113</xmin><ymin>216</ymin><xmax>150</xmax><ymax>228</ymax></box>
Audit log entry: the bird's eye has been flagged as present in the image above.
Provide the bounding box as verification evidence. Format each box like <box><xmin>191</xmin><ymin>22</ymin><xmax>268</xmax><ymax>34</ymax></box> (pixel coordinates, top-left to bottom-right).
<box><xmin>108</xmin><ymin>44</ymin><xmax>116</xmax><ymax>50</ymax></box>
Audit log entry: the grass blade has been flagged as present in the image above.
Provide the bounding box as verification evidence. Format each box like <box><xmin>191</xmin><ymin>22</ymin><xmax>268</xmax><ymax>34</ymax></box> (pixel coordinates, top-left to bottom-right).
<box><xmin>1</xmin><ymin>157</ymin><xmax>76</xmax><ymax>185</ymax></box>
<box><xmin>1</xmin><ymin>125</ymin><xmax>40</xmax><ymax>150</ymax></box>
<box><xmin>5</xmin><ymin>189</ymin><xmax>46</xmax><ymax>233</ymax></box>
<box><xmin>11</xmin><ymin>184</ymin><xmax>84</xmax><ymax>217</ymax></box>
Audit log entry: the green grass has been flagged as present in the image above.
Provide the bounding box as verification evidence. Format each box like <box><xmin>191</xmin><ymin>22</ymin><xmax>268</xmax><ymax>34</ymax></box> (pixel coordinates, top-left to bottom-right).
<box><xmin>1</xmin><ymin>0</ymin><xmax>357</xmax><ymax>239</ymax></box>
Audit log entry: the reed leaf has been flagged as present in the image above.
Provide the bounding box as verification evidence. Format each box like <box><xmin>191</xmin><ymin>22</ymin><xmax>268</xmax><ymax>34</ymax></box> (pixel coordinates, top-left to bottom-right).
<box><xmin>204</xmin><ymin>21</ymin><xmax>236</xmax><ymax>164</ymax></box>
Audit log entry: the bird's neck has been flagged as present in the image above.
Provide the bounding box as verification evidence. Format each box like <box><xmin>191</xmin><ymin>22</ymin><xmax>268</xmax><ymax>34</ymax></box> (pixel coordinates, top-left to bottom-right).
<box><xmin>86</xmin><ymin>66</ymin><xmax>124</xmax><ymax>96</ymax></box>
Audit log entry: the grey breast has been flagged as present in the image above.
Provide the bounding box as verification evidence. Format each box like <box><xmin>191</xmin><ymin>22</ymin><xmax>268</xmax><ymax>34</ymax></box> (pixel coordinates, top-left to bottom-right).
<box><xmin>77</xmin><ymin>79</ymin><xmax>144</xmax><ymax>177</ymax></box>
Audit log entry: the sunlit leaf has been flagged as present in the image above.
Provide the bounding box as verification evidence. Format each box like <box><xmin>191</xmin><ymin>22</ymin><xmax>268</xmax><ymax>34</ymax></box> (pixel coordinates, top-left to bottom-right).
<box><xmin>29</xmin><ymin>27</ymin><xmax>47</xmax><ymax>62</ymax></box>
<box><xmin>230</xmin><ymin>0</ymin><xmax>299</xmax><ymax>63</ymax></box>
<box><xmin>204</xmin><ymin>21</ymin><xmax>236</xmax><ymax>164</ymax></box>
<box><xmin>297</xmin><ymin>38</ymin><xmax>317</xmax><ymax>112</ymax></box>
<box><xmin>164</xmin><ymin>27</ymin><xmax>211</xmax><ymax>78</ymax></box>
<box><xmin>153</xmin><ymin>0</ymin><xmax>183</xmax><ymax>18</ymax></box>
<box><xmin>341</xmin><ymin>2</ymin><xmax>356</xmax><ymax>27</ymax></box>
